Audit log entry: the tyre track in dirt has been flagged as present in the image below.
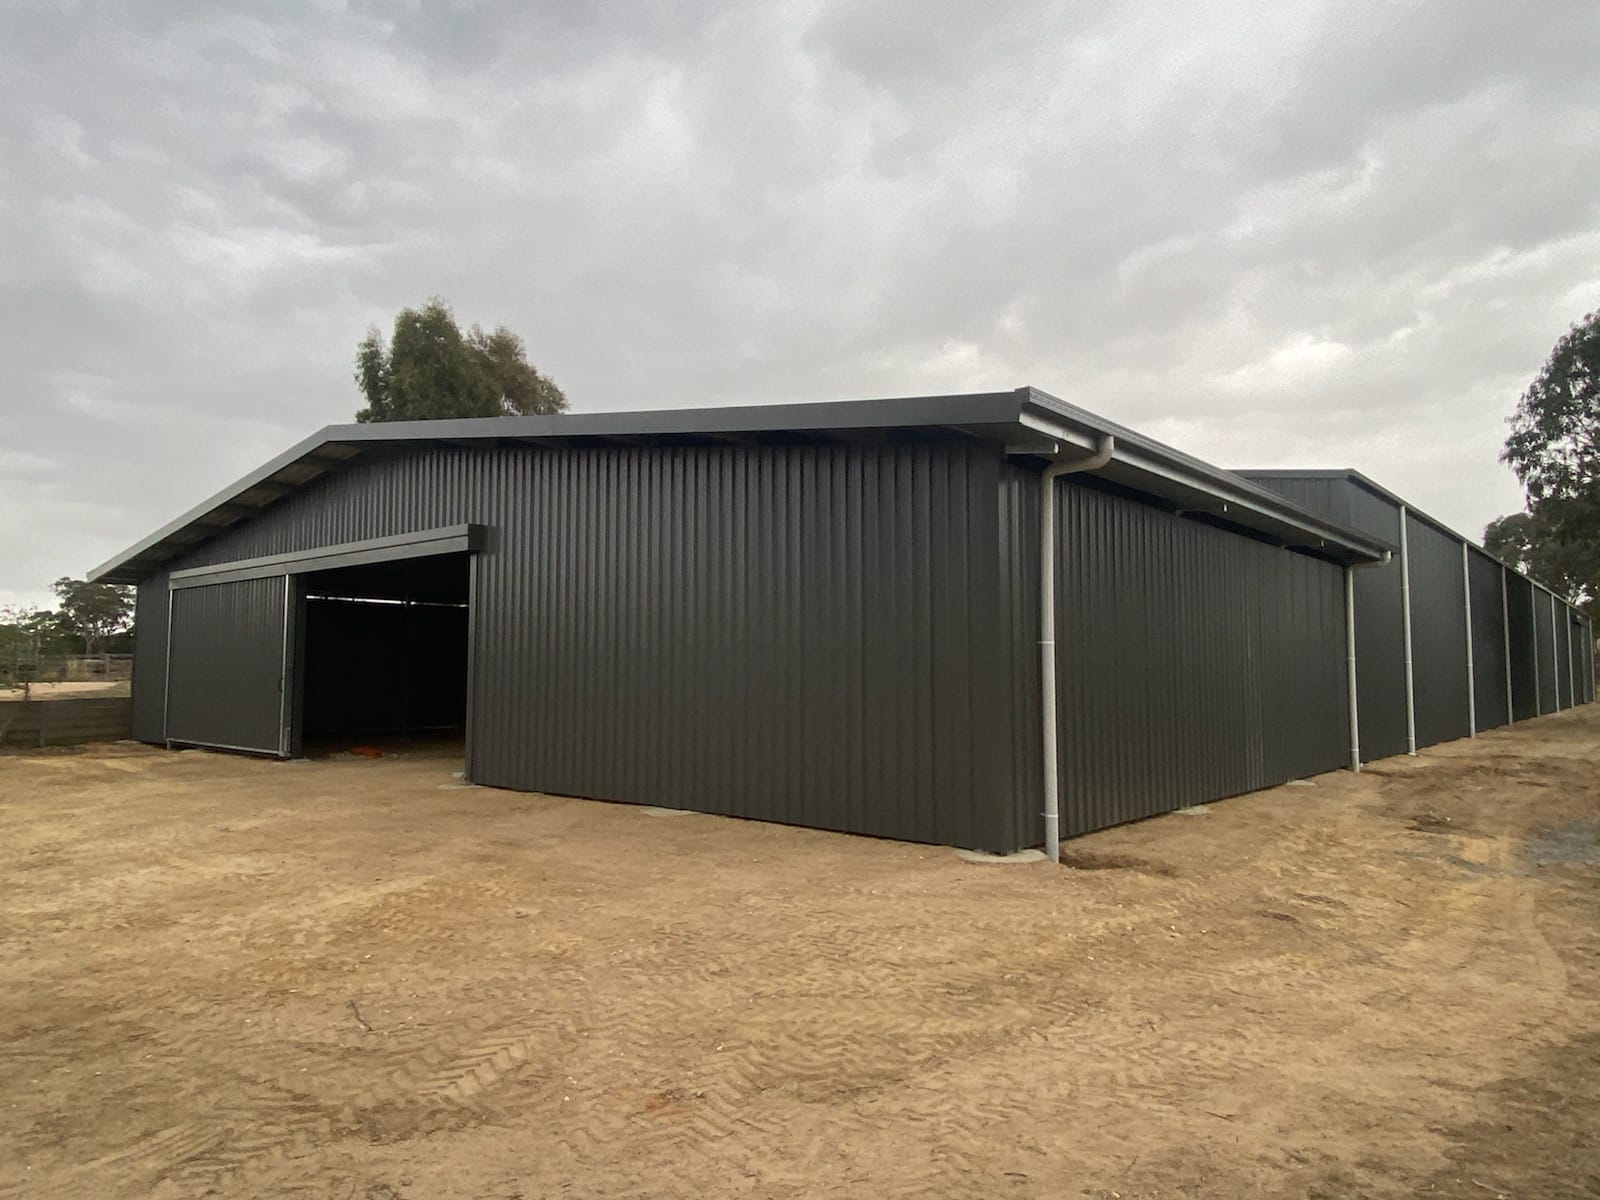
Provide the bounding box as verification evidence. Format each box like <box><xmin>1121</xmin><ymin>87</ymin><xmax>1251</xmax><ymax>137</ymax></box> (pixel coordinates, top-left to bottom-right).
<box><xmin>2</xmin><ymin>718</ymin><xmax>1599</xmax><ymax>1198</ymax></box>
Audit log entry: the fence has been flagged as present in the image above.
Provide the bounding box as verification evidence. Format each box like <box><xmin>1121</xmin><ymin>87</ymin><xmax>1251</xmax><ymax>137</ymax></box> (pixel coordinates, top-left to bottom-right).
<box><xmin>1</xmin><ymin>655</ymin><xmax>132</xmax><ymax>691</ymax></box>
<box><xmin>0</xmin><ymin>697</ymin><xmax>133</xmax><ymax>749</ymax></box>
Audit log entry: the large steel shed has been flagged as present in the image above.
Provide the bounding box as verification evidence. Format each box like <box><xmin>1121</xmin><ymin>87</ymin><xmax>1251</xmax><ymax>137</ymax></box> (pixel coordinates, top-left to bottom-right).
<box><xmin>92</xmin><ymin>389</ymin><xmax>1439</xmax><ymax>855</ymax></box>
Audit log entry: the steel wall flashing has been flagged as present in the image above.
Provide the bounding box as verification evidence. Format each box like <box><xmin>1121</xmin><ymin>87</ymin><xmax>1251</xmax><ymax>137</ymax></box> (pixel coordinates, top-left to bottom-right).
<box><xmin>168</xmin><ymin>525</ymin><xmax>482</xmax><ymax>588</ymax></box>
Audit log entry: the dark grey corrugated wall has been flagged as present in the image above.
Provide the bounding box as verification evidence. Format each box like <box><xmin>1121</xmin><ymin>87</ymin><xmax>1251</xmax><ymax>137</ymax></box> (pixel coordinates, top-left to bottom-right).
<box><xmin>1466</xmin><ymin>550</ymin><xmax>1510</xmax><ymax>730</ymax></box>
<box><xmin>1241</xmin><ymin>475</ymin><xmax>1406</xmax><ymax>761</ymax></box>
<box><xmin>1534</xmin><ymin>592</ymin><xmax>1558</xmax><ymax>714</ymax></box>
<box><xmin>1404</xmin><ymin>513</ymin><xmax>1472</xmax><ymax>748</ymax></box>
<box><xmin>1556</xmin><ymin>607</ymin><xmax>1572</xmax><ymax>709</ymax></box>
<box><xmin>999</xmin><ymin>467</ymin><xmax>1348</xmax><ymax>840</ymax></box>
<box><xmin>131</xmin><ymin>573</ymin><xmax>169</xmax><ymax>743</ymax></box>
<box><xmin>1506</xmin><ymin>574</ymin><xmax>1539</xmax><ymax>720</ymax></box>
<box><xmin>1587</xmin><ymin>619</ymin><xmax>1596</xmax><ymax>705</ymax></box>
<box><xmin>147</xmin><ymin>441</ymin><xmax>1017</xmax><ymax>849</ymax></box>
<box><xmin>1584</xmin><ymin>617</ymin><xmax>1595</xmax><ymax>705</ymax></box>
<box><xmin>166</xmin><ymin>577</ymin><xmax>289</xmax><ymax>753</ymax></box>
<box><xmin>996</xmin><ymin>460</ymin><xmax>1042</xmax><ymax>852</ymax></box>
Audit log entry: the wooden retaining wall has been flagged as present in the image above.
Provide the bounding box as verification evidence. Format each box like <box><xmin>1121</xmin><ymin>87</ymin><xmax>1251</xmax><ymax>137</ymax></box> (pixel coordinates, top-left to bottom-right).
<box><xmin>0</xmin><ymin>698</ymin><xmax>134</xmax><ymax>749</ymax></box>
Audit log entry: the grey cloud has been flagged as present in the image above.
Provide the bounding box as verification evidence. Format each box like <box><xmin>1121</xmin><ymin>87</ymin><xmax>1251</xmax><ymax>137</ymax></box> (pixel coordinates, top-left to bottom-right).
<box><xmin>1</xmin><ymin>0</ymin><xmax>1597</xmax><ymax>608</ymax></box>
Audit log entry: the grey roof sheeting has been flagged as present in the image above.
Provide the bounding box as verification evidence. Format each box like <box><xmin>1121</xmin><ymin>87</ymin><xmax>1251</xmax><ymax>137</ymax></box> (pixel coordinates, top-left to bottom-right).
<box><xmin>90</xmin><ymin>387</ymin><xmax>1392</xmax><ymax>583</ymax></box>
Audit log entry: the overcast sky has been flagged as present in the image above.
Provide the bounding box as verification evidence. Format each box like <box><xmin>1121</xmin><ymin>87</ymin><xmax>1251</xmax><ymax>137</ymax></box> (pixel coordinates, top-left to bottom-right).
<box><xmin>3</xmin><ymin>0</ymin><xmax>1598</xmax><ymax>608</ymax></box>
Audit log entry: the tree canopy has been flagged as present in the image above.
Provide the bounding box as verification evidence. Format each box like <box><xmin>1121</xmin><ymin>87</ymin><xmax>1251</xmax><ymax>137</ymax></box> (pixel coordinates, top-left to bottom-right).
<box><xmin>1482</xmin><ymin>510</ymin><xmax>1596</xmax><ymax>602</ymax></box>
<box><xmin>1494</xmin><ymin>307</ymin><xmax>1600</xmax><ymax>613</ymax></box>
<box><xmin>355</xmin><ymin>299</ymin><xmax>568</xmax><ymax>423</ymax></box>
<box><xmin>50</xmin><ymin>578</ymin><xmax>133</xmax><ymax>656</ymax></box>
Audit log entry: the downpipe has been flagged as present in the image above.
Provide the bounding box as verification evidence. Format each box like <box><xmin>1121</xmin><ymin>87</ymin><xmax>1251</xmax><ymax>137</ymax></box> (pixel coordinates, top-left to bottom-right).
<box><xmin>1040</xmin><ymin>435</ymin><xmax>1115</xmax><ymax>863</ymax></box>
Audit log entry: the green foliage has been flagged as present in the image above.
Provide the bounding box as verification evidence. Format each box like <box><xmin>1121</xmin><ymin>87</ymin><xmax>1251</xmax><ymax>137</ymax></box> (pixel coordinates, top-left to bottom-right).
<box><xmin>1504</xmin><ymin>309</ymin><xmax>1600</xmax><ymax>505</ymax></box>
<box><xmin>50</xmin><ymin>578</ymin><xmax>134</xmax><ymax>656</ymax></box>
<box><xmin>0</xmin><ymin>605</ymin><xmax>45</xmax><ymax>695</ymax></box>
<box><xmin>1484</xmin><ymin>511</ymin><xmax>1598</xmax><ymax>606</ymax></box>
<box><xmin>1498</xmin><ymin>308</ymin><xmax>1600</xmax><ymax>615</ymax></box>
<box><xmin>355</xmin><ymin>299</ymin><xmax>568</xmax><ymax>423</ymax></box>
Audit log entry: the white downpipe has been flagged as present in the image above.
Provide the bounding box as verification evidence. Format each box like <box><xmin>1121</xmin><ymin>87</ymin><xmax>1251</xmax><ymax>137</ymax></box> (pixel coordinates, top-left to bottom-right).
<box><xmin>1040</xmin><ymin>435</ymin><xmax>1115</xmax><ymax>863</ymax></box>
<box><xmin>1461</xmin><ymin>543</ymin><xmax>1476</xmax><ymax>738</ymax></box>
<box><xmin>1398</xmin><ymin>507</ymin><xmax>1417</xmax><ymax>754</ymax></box>
<box><xmin>1500</xmin><ymin>566</ymin><xmax>1513</xmax><ymax>723</ymax></box>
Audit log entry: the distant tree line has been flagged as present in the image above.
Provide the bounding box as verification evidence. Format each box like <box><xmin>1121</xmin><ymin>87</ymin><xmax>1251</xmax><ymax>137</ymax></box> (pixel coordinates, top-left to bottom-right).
<box><xmin>1</xmin><ymin>578</ymin><xmax>133</xmax><ymax>690</ymax></box>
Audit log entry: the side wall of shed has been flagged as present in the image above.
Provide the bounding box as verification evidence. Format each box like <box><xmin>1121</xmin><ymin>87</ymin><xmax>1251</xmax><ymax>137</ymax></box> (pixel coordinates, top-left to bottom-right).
<box><xmin>1534</xmin><ymin>593</ymin><xmax>1558</xmax><ymax>714</ymax></box>
<box><xmin>131</xmin><ymin>573</ymin><xmax>169</xmax><ymax>743</ymax></box>
<box><xmin>1405</xmin><ymin>513</ymin><xmax>1472</xmax><ymax>747</ymax></box>
<box><xmin>1506</xmin><ymin>574</ymin><xmax>1540</xmax><ymax>720</ymax></box>
<box><xmin>139</xmin><ymin>441</ymin><xmax>1020</xmax><ymax>850</ymax></box>
<box><xmin>1240</xmin><ymin>476</ymin><xmax>1407</xmax><ymax>761</ymax></box>
<box><xmin>1466</xmin><ymin>550</ymin><xmax>1510</xmax><ymax>731</ymax></box>
<box><xmin>1557</xmin><ymin>606</ymin><xmax>1573</xmax><ymax>709</ymax></box>
<box><xmin>999</xmin><ymin>465</ymin><xmax>1349</xmax><ymax>841</ymax></box>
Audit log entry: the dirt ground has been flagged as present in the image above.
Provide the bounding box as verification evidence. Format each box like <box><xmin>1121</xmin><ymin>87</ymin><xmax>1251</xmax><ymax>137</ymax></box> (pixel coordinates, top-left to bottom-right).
<box><xmin>3</xmin><ymin>711</ymin><xmax>1599</xmax><ymax>1199</ymax></box>
<box><xmin>0</xmin><ymin>680</ymin><xmax>131</xmax><ymax>701</ymax></box>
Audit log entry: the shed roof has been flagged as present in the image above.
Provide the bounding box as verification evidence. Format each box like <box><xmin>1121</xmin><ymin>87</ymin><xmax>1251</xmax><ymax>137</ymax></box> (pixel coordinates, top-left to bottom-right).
<box><xmin>1235</xmin><ymin>467</ymin><xmax>1577</xmax><ymax>602</ymax></box>
<box><xmin>89</xmin><ymin>387</ymin><xmax>1392</xmax><ymax>583</ymax></box>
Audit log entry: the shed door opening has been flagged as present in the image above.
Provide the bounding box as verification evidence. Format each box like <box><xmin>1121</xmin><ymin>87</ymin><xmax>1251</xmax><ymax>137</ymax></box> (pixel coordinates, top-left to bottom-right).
<box><xmin>297</xmin><ymin>552</ymin><xmax>470</xmax><ymax>754</ymax></box>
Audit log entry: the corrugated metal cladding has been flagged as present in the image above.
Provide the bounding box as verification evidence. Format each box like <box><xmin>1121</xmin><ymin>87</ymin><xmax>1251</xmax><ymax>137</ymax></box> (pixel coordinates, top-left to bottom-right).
<box><xmin>1577</xmin><ymin>619</ymin><xmax>1589</xmax><ymax>704</ymax></box>
<box><xmin>1533</xmin><ymin>592</ymin><xmax>1558</xmax><ymax>714</ymax></box>
<box><xmin>995</xmin><ymin>460</ymin><xmax>1042</xmax><ymax>852</ymax></box>
<box><xmin>166</xmin><ymin>576</ymin><xmax>289</xmax><ymax>754</ymax></box>
<box><xmin>1240</xmin><ymin>474</ymin><xmax>1406</xmax><ymax>761</ymax></box>
<box><xmin>1561</xmin><ymin>604</ymin><xmax>1574</xmax><ymax>710</ymax></box>
<box><xmin>147</xmin><ymin>441</ymin><xmax>1017</xmax><ymax>850</ymax></box>
<box><xmin>1465</xmin><ymin>550</ymin><xmax>1510</xmax><ymax>730</ymax></box>
<box><xmin>1556</xmin><ymin>606</ymin><xmax>1572</xmax><ymax>710</ymax></box>
<box><xmin>1583</xmin><ymin>618</ymin><xmax>1596</xmax><ymax>706</ymax></box>
<box><xmin>1404</xmin><ymin>513</ymin><xmax>1472</xmax><ymax>747</ymax></box>
<box><xmin>1242</xmin><ymin>471</ymin><xmax>1598</xmax><ymax>747</ymax></box>
<box><xmin>1505</xmin><ymin>574</ymin><xmax>1540</xmax><ymax>721</ymax></box>
<box><xmin>130</xmin><ymin>573</ymin><xmax>170</xmax><ymax>743</ymax></box>
<box><xmin>998</xmin><ymin>466</ymin><xmax>1348</xmax><ymax>841</ymax></box>
<box><xmin>1587</xmin><ymin>620</ymin><xmax>1597</xmax><ymax>706</ymax></box>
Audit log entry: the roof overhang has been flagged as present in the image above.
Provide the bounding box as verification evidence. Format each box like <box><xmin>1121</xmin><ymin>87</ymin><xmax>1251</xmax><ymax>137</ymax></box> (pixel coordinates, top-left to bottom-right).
<box><xmin>90</xmin><ymin>387</ymin><xmax>1391</xmax><ymax>583</ymax></box>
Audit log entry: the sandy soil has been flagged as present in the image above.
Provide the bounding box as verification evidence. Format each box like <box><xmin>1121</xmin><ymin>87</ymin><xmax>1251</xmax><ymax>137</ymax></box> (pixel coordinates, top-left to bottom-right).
<box><xmin>2</xmin><ymin>711</ymin><xmax>1598</xmax><ymax>1199</ymax></box>
<box><xmin>0</xmin><ymin>680</ymin><xmax>131</xmax><ymax>701</ymax></box>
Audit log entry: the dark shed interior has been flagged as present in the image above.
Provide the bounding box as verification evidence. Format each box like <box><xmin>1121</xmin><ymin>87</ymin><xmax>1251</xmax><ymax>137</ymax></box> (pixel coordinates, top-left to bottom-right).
<box><xmin>299</xmin><ymin>553</ymin><xmax>469</xmax><ymax>744</ymax></box>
